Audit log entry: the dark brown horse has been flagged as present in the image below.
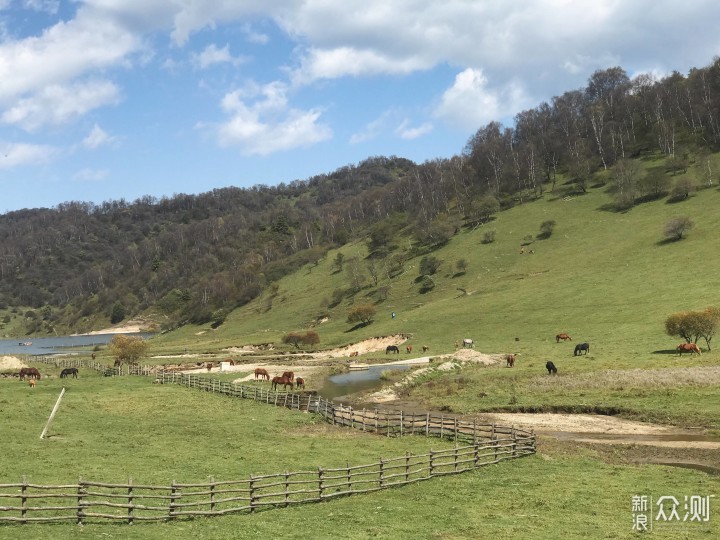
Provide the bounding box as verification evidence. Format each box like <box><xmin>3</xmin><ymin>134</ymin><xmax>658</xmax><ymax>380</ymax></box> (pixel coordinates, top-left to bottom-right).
<box><xmin>19</xmin><ymin>367</ymin><xmax>41</xmax><ymax>380</ymax></box>
<box><xmin>60</xmin><ymin>368</ymin><xmax>78</xmax><ymax>379</ymax></box>
<box><xmin>556</xmin><ymin>333</ymin><xmax>572</xmax><ymax>342</ymax></box>
<box><xmin>206</xmin><ymin>363</ymin><xmax>213</xmax><ymax>372</ymax></box>
<box><xmin>271</xmin><ymin>376</ymin><xmax>294</xmax><ymax>391</ymax></box>
<box><xmin>254</xmin><ymin>368</ymin><xmax>270</xmax><ymax>380</ymax></box>
<box><xmin>281</xmin><ymin>371</ymin><xmax>295</xmax><ymax>381</ymax></box>
<box><xmin>295</xmin><ymin>377</ymin><xmax>305</xmax><ymax>389</ymax></box>
<box><xmin>385</xmin><ymin>345</ymin><xmax>400</xmax><ymax>354</ymax></box>
<box><xmin>677</xmin><ymin>342</ymin><xmax>701</xmax><ymax>356</ymax></box>
<box><xmin>506</xmin><ymin>354</ymin><xmax>516</xmax><ymax>367</ymax></box>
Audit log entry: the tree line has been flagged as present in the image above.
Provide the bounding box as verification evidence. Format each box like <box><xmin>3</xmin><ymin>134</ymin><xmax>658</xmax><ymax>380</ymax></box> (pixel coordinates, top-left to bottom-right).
<box><xmin>1</xmin><ymin>57</ymin><xmax>720</xmax><ymax>333</ymax></box>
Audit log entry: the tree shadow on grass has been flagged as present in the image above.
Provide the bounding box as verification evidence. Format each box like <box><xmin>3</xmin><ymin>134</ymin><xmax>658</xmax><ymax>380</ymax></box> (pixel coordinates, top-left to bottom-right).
<box><xmin>345</xmin><ymin>322</ymin><xmax>372</xmax><ymax>333</ymax></box>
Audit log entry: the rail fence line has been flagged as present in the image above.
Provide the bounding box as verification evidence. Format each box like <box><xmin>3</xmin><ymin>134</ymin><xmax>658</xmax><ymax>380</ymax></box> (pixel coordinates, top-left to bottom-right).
<box><xmin>0</xmin><ymin>358</ymin><xmax>536</xmax><ymax>524</ymax></box>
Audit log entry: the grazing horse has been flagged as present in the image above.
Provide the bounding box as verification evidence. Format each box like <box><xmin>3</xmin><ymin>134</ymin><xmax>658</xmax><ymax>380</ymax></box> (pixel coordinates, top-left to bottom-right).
<box><xmin>295</xmin><ymin>377</ymin><xmax>305</xmax><ymax>389</ymax></box>
<box><xmin>406</xmin><ymin>345</ymin><xmax>413</xmax><ymax>354</ymax></box>
<box><xmin>422</xmin><ymin>345</ymin><xmax>429</xmax><ymax>353</ymax></box>
<box><xmin>91</xmin><ymin>353</ymin><xmax>96</xmax><ymax>360</ymax></box>
<box><xmin>677</xmin><ymin>343</ymin><xmax>701</xmax><ymax>356</ymax></box>
<box><xmin>281</xmin><ymin>371</ymin><xmax>295</xmax><ymax>382</ymax></box>
<box><xmin>462</xmin><ymin>338</ymin><xmax>474</xmax><ymax>348</ymax></box>
<box><xmin>60</xmin><ymin>368</ymin><xmax>78</xmax><ymax>379</ymax></box>
<box><xmin>206</xmin><ymin>363</ymin><xmax>213</xmax><ymax>372</ymax></box>
<box><xmin>254</xmin><ymin>368</ymin><xmax>270</xmax><ymax>380</ymax></box>
<box><xmin>574</xmin><ymin>343</ymin><xmax>590</xmax><ymax>356</ymax></box>
<box><xmin>505</xmin><ymin>354</ymin><xmax>516</xmax><ymax>367</ymax></box>
<box><xmin>349</xmin><ymin>351</ymin><xmax>359</xmax><ymax>357</ymax></box>
<box><xmin>271</xmin><ymin>376</ymin><xmax>294</xmax><ymax>391</ymax></box>
<box><xmin>546</xmin><ymin>361</ymin><xmax>558</xmax><ymax>375</ymax></box>
<box><xmin>19</xmin><ymin>367</ymin><xmax>41</xmax><ymax>380</ymax></box>
<box><xmin>28</xmin><ymin>379</ymin><xmax>36</xmax><ymax>388</ymax></box>
<box><xmin>556</xmin><ymin>333</ymin><xmax>572</xmax><ymax>343</ymax></box>
<box><xmin>386</xmin><ymin>345</ymin><xmax>400</xmax><ymax>354</ymax></box>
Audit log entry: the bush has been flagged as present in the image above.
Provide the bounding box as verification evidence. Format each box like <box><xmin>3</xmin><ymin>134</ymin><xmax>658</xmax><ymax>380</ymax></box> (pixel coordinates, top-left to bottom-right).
<box><xmin>663</xmin><ymin>216</ymin><xmax>694</xmax><ymax>241</ymax></box>
<box><xmin>347</xmin><ymin>304</ymin><xmax>376</xmax><ymax>325</ymax></box>
<box><xmin>481</xmin><ymin>230</ymin><xmax>496</xmax><ymax>244</ymax></box>
<box><xmin>108</xmin><ymin>335</ymin><xmax>147</xmax><ymax>366</ymax></box>
<box><xmin>537</xmin><ymin>220</ymin><xmax>556</xmax><ymax>240</ymax></box>
<box><xmin>419</xmin><ymin>256</ymin><xmax>442</xmax><ymax>276</ymax></box>
<box><xmin>282</xmin><ymin>332</ymin><xmax>303</xmax><ymax>348</ymax></box>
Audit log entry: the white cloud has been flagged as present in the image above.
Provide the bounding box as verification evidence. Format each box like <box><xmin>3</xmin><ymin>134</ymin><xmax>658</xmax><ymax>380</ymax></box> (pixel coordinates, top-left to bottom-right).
<box><xmin>192</xmin><ymin>43</ymin><xmax>246</xmax><ymax>69</ymax></box>
<box><xmin>1</xmin><ymin>80</ymin><xmax>120</xmax><ymax>131</ymax></box>
<box><xmin>73</xmin><ymin>167</ymin><xmax>109</xmax><ymax>182</ymax></box>
<box><xmin>241</xmin><ymin>23</ymin><xmax>269</xmax><ymax>45</ymax></box>
<box><xmin>0</xmin><ymin>141</ymin><xmax>56</xmax><ymax>169</ymax></box>
<box><xmin>212</xmin><ymin>81</ymin><xmax>331</xmax><ymax>155</ymax></box>
<box><xmin>396</xmin><ymin>120</ymin><xmax>433</xmax><ymax>140</ymax></box>
<box><xmin>434</xmin><ymin>68</ymin><xmax>529</xmax><ymax>130</ymax></box>
<box><xmin>83</xmin><ymin>123</ymin><xmax>117</xmax><ymax>149</ymax></box>
<box><xmin>22</xmin><ymin>0</ymin><xmax>59</xmax><ymax>14</ymax></box>
<box><xmin>349</xmin><ymin>111</ymin><xmax>393</xmax><ymax>144</ymax></box>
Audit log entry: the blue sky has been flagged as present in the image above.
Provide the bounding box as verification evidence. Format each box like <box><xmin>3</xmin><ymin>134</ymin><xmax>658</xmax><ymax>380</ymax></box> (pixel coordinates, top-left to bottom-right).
<box><xmin>1</xmin><ymin>1</ymin><xmax>719</xmax><ymax>213</ymax></box>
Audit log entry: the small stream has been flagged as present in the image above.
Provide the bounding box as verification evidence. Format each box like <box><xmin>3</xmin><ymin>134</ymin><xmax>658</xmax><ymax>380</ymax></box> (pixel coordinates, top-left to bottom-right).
<box><xmin>317</xmin><ymin>364</ymin><xmax>410</xmax><ymax>401</ymax></box>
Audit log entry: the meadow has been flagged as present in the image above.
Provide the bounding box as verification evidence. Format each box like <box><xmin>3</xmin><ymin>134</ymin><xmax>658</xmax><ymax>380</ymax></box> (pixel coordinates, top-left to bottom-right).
<box><xmin>4</xmin><ymin>173</ymin><xmax>720</xmax><ymax>537</ymax></box>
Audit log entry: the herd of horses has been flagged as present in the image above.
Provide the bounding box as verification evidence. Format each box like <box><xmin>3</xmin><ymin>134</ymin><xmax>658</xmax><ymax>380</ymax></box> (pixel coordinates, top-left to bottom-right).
<box><xmin>15</xmin><ymin>366</ymin><xmax>80</xmax><ymax>388</ymax></box>
<box><xmin>253</xmin><ymin>368</ymin><xmax>305</xmax><ymax>390</ymax></box>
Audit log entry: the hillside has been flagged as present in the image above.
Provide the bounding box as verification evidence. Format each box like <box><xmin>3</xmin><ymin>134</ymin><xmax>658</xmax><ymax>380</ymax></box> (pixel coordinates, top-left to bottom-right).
<box><xmin>150</xmin><ymin>170</ymin><xmax>720</xmax><ymax>362</ymax></box>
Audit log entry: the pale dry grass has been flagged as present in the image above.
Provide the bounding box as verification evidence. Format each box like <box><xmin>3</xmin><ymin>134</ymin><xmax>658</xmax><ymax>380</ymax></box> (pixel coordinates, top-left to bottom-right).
<box><xmin>528</xmin><ymin>366</ymin><xmax>720</xmax><ymax>392</ymax></box>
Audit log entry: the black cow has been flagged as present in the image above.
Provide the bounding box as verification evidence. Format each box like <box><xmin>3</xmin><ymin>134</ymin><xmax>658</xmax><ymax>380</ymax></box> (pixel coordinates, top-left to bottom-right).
<box><xmin>385</xmin><ymin>345</ymin><xmax>400</xmax><ymax>354</ymax></box>
<box><xmin>574</xmin><ymin>343</ymin><xmax>590</xmax><ymax>356</ymax></box>
<box><xmin>545</xmin><ymin>361</ymin><xmax>557</xmax><ymax>375</ymax></box>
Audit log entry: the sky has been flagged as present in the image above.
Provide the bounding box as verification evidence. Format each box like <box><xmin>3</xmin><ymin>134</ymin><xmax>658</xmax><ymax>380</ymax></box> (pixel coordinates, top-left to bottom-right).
<box><xmin>1</xmin><ymin>1</ymin><xmax>719</xmax><ymax>213</ymax></box>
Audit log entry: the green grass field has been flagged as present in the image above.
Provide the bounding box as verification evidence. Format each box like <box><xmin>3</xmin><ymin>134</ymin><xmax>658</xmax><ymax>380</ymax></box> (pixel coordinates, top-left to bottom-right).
<box><xmin>5</xmin><ymin>170</ymin><xmax>720</xmax><ymax>537</ymax></box>
<box><xmin>1</xmin><ymin>371</ymin><xmax>718</xmax><ymax>539</ymax></box>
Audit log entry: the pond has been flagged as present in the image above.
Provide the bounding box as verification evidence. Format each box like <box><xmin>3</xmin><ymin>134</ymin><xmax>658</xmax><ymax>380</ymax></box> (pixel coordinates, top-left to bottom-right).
<box><xmin>317</xmin><ymin>364</ymin><xmax>410</xmax><ymax>401</ymax></box>
<box><xmin>0</xmin><ymin>334</ymin><xmax>153</xmax><ymax>356</ymax></box>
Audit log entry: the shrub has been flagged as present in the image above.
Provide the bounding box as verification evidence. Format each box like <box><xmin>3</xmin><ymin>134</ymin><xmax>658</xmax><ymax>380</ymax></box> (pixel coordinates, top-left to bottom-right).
<box><xmin>108</xmin><ymin>335</ymin><xmax>147</xmax><ymax>366</ymax></box>
<box><xmin>347</xmin><ymin>304</ymin><xmax>376</xmax><ymax>325</ymax></box>
<box><xmin>481</xmin><ymin>230</ymin><xmax>496</xmax><ymax>244</ymax></box>
<box><xmin>663</xmin><ymin>216</ymin><xmax>694</xmax><ymax>241</ymax></box>
<box><xmin>419</xmin><ymin>256</ymin><xmax>442</xmax><ymax>276</ymax></box>
<box><xmin>537</xmin><ymin>220</ymin><xmax>556</xmax><ymax>240</ymax></box>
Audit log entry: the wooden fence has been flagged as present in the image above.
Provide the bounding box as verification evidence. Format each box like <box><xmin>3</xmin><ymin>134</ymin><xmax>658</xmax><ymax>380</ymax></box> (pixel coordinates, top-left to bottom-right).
<box><xmin>0</xmin><ymin>359</ymin><xmax>536</xmax><ymax>524</ymax></box>
<box><xmin>0</xmin><ymin>436</ymin><xmax>534</xmax><ymax>523</ymax></box>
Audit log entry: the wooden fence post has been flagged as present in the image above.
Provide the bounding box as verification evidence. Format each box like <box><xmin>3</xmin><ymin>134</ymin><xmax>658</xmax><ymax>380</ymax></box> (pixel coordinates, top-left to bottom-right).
<box><xmin>512</xmin><ymin>428</ymin><xmax>517</xmax><ymax>458</ymax></box>
<box><xmin>440</xmin><ymin>415</ymin><xmax>444</xmax><ymax>439</ymax></box>
<box><xmin>249</xmin><ymin>475</ymin><xmax>256</xmax><ymax>512</ymax></box>
<box><xmin>21</xmin><ymin>475</ymin><xmax>27</xmax><ymax>524</ymax></box>
<box><xmin>209</xmin><ymin>476</ymin><xmax>215</xmax><ymax>513</ymax></box>
<box><xmin>405</xmin><ymin>452</ymin><xmax>410</xmax><ymax>483</ymax></box>
<box><xmin>474</xmin><ymin>440</ymin><xmax>480</xmax><ymax>467</ymax></box>
<box><xmin>318</xmin><ymin>467</ymin><xmax>324</xmax><ymax>500</ymax></box>
<box><xmin>77</xmin><ymin>477</ymin><xmax>85</xmax><ymax>525</ymax></box>
<box><xmin>454</xmin><ymin>445</ymin><xmax>459</xmax><ymax>473</ymax></box>
<box><xmin>426</xmin><ymin>412</ymin><xmax>430</xmax><ymax>437</ymax></box>
<box><xmin>400</xmin><ymin>410</ymin><xmax>403</xmax><ymax>436</ymax></box>
<box><xmin>379</xmin><ymin>458</ymin><xmax>385</xmax><ymax>487</ymax></box>
<box><xmin>168</xmin><ymin>480</ymin><xmax>177</xmax><ymax>520</ymax></box>
<box><xmin>127</xmin><ymin>477</ymin><xmax>134</xmax><ymax>524</ymax></box>
<box><xmin>284</xmin><ymin>472</ymin><xmax>290</xmax><ymax>507</ymax></box>
<box><xmin>346</xmin><ymin>462</ymin><xmax>352</xmax><ymax>493</ymax></box>
<box><xmin>429</xmin><ymin>449</ymin><xmax>434</xmax><ymax>477</ymax></box>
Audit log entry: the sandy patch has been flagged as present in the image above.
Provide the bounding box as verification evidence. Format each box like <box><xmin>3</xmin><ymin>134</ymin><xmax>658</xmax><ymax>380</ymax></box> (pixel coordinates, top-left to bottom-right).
<box><xmin>313</xmin><ymin>335</ymin><xmax>410</xmax><ymax>359</ymax></box>
<box><xmin>0</xmin><ymin>356</ymin><xmax>27</xmax><ymax>370</ymax></box>
<box><xmin>477</xmin><ymin>413</ymin><xmax>677</xmax><ymax>435</ymax></box>
<box><xmin>74</xmin><ymin>320</ymin><xmax>149</xmax><ymax>336</ymax></box>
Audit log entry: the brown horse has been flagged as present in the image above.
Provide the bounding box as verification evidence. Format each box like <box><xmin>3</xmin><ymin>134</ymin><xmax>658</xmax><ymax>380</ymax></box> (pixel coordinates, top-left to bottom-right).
<box><xmin>91</xmin><ymin>353</ymin><xmax>96</xmax><ymax>360</ymax></box>
<box><xmin>422</xmin><ymin>345</ymin><xmax>429</xmax><ymax>352</ymax></box>
<box><xmin>28</xmin><ymin>379</ymin><xmax>36</xmax><ymax>388</ymax></box>
<box><xmin>271</xmin><ymin>376</ymin><xmax>294</xmax><ymax>391</ymax></box>
<box><xmin>254</xmin><ymin>368</ymin><xmax>270</xmax><ymax>380</ymax></box>
<box><xmin>295</xmin><ymin>377</ymin><xmax>305</xmax><ymax>389</ymax></box>
<box><xmin>556</xmin><ymin>333</ymin><xmax>572</xmax><ymax>342</ymax></box>
<box><xmin>677</xmin><ymin>343</ymin><xmax>702</xmax><ymax>356</ymax></box>
<box><xmin>349</xmin><ymin>351</ymin><xmax>359</xmax><ymax>357</ymax></box>
<box><xmin>506</xmin><ymin>354</ymin><xmax>516</xmax><ymax>367</ymax></box>
<box><xmin>19</xmin><ymin>367</ymin><xmax>41</xmax><ymax>380</ymax></box>
<box><xmin>281</xmin><ymin>371</ymin><xmax>295</xmax><ymax>381</ymax></box>
<box><xmin>206</xmin><ymin>363</ymin><xmax>213</xmax><ymax>372</ymax></box>
<box><xmin>406</xmin><ymin>345</ymin><xmax>413</xmax><ymax>353</ymax></box>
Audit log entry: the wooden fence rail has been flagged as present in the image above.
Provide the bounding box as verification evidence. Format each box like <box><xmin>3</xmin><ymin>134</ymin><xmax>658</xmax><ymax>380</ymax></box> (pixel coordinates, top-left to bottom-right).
<box><xmin>0</xmin><ymin>438</ymin><xmax>534</xmax><ymax>523</ymax></box>
<box><xmin>2</xmin><ymin>359</ymin><xmax>536</xmax><ymax>524</ymax></box>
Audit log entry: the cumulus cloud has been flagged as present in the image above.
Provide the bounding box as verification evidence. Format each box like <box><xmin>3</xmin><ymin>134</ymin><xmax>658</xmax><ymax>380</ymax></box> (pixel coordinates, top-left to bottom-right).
<box><xmin>192</xmin><ymin>43</ymin><xmax>246</xmax><ymax>69</ymax></box>
<box><xmin>1</xmin><ymin>80</ymin><xmax>120</xmax><ymax>131</ymax></box>
<box><xmin>434</xmin><ymin>68</ymin><xmax>529</xmax><ymax>130</ymax></box>
<box><xmin>82</xmin><ymin>123</ymin><xmax>117</xmax><ymax>149</ymax></box>
<box><xmin>211</xmin><ymin>81</ymin><xmax>331</xmax><ymax>155</ymax></box>
<box><xmin>22</xmin><ymin>0</ymin><xmax>59</xmax><ymax>14</ymax></box>
<box><xmin>0</xmin><ymin>141</ymin><xmax>56</xmax><ymax>169</ymax></box>
<box><xmin>396</xmin><ymin>120</ymin><xmax>432</xmax><ymax>140</ymax></box>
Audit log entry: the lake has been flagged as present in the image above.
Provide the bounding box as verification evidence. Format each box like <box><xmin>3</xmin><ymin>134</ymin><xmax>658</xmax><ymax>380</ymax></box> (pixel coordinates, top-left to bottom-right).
<box><xmin>0</xmin><ymin>334</ymin><xmax>152</xmax><ymax>356</ymax></box>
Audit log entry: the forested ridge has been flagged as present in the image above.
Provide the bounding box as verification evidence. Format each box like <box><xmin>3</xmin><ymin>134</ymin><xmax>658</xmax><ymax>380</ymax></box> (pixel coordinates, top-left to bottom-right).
<box><xmin>2</xmin><ymin>58</ymin><xmax>720</xmax><ymax>335</ymax></box>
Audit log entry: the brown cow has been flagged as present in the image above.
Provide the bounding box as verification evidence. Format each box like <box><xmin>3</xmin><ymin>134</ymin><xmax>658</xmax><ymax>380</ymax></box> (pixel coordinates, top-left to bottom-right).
<box><xmin>422</xmin><ymin>345</ymin><xmax>429</xmax><ymax>353</ymax></box>
<box><xmin>677</xmin><ymin>343</ymin><xmax>702</xmax><ymax>356</ymax></box>
<box><xmin>406</xmin><ymin>345</ymin><xmax>413</xmax><ymax>354</ymax></box>
<box><xmin>254</xmin><ymin>368</ymin><xmax>270</xmax><ymax>380</ymax></box>
<box><xmin>556</xmin><ymin>333</ymin><xmax>572</xmax><ymax>343</ymax></box>
<box><xmin>506</xmin><ymin>354</ymin><xmax>516</xmax><ymax>367</ymax></box>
